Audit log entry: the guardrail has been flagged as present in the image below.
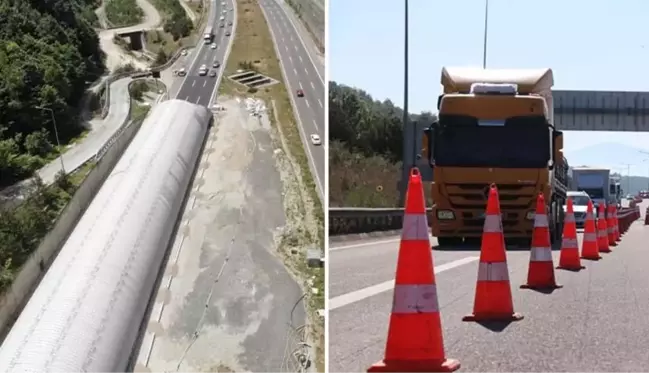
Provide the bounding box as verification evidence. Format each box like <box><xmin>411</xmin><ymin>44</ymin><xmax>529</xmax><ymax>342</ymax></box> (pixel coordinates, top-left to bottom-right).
<box><xmin>329</xmin><ymin>206</ymin><xmax>640</xmax><ymax>236</ymax></box>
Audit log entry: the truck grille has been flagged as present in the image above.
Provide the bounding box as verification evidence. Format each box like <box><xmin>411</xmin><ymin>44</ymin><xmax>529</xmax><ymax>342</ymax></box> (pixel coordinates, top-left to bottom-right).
<box><xmin>445</xmin><ymin>183</ymin><xmax>537</xmax><ymax>210</ymax></box>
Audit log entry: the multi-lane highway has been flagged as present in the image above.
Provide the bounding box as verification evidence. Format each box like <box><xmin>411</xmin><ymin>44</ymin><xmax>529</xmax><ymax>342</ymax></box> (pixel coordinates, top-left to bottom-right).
<box><xmin>175</xmin><ymin>0</ymin><xmax>236</xmax><ymax>107</ymax></box>
<box><xmin>329</xmin><ymin>202</ymin><xmax>649</xmax><ymax>372</ymax></box>
<box><xmin>259</xmin><ymin>0</ymin><xmax>325</xmax><ymax>198</ymax></box>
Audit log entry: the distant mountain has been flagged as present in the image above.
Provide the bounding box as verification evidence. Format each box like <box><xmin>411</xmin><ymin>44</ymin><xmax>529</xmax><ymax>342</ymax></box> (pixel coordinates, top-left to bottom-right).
<box><xmin>565</xmin><ymin>142</ymin><xmax>649</xmax><ymax>172</ymax></box>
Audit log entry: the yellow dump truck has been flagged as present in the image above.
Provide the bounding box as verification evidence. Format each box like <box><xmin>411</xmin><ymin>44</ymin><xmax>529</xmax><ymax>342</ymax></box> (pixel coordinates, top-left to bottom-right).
<box><xmin>422</xmin><ymin>67</ymin><xmax>569</xmax><ymax>246</ymax></box>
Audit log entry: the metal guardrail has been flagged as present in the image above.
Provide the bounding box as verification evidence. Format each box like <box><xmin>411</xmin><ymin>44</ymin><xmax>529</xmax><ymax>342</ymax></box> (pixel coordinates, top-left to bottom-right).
<box><xmin>329</xmin><ymin>207</ymin><xmax>639</xmax><ymax>236</ymax></box>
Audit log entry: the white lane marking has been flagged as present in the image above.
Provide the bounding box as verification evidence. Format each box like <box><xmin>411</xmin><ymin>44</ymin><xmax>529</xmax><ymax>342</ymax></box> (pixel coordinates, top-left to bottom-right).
<box><xmin>304</xmin><ymin>67</ymin><xmax>309</xmax><ymax>75</ymax></box>
<box><xmin>293</xmin><ymin>67</ymin><xmax>298</xmax><ymax>75</ymax></box>
<box><xmin>305</xmin><ymin>99</ymin><xmax>309</xmax><ymax>108</ymax></box>
<box><xmin>299</xmin><ymin>81</ymin><xmax>303</xmax><ymax>89</ymax></box>
<box><xmin>329</xmin><ymin>256</ymin><xmax>480</xmax><ymax>310</ymax></box>
<box><xmin>312</xmin><ymin>119</ymin><xmax>318</xmax><ymax>131</ymax></box>
<box><xmin>203</xmin><ymin>80</ymin><xmax>207</xmax><ymax>87</ymax></box>
<box><xmin>329</xmin><ymin>237</ymin><xmax>403</xmax><ymax>251</ymax></box>
<box><xmin>294</xmin><ymin>45</ymin><xmax>298</xmax><ymax>51</ymax></box>
<box><xmin>192</xmin><ymin>80</ymin><xmax>196</xmax><ymax>87</ymax></box>
<box><xmin>196</xmin><ymin>96</ymin><xmax>201</xmax><ymax>104</ymax></box>
<box><xmin>310</xmin><ymin>81</ymin><xmax>315</xmax><ymax>89</ymax></box>
<box><xmin>318</xmin><ymin>99</ymin><xmax>323</xmax><ymax>108</ymax></box>
<box><xmin>185</xmin><ymin>95</ymin><xmax>190</xmax><ymax>101</ymax></box>
<box><xmin>289</xmin><ymin>55</ymin><xmax>293</xmax><ymax>64</ymax></box>
<box><xmin>299</xmin><ymin>55</ymin><xmax>303</xmax><ymax>63</ymax></box>
<box><xmin>284</xmin><ymin>45</ymin><xmax>288</xmax><ymax>52</ymax></box>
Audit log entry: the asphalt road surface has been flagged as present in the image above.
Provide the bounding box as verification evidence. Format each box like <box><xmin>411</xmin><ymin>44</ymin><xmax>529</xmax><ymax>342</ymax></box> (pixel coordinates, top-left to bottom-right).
<box><xmin>259</xmin><ymin>0</ymin><xmax>325</xmax><ymax>199</ymax></box>
<box><xmin>175</xmin><ymin>0</ymin><xmax>236</xmax><ymax>107</ymax></box>
<box><xmin>329</xmin><ymin>201</ymin><xmax>649</xmax><ymax>372</ymax></box>
<box><xmin>284</xmin><ymin>0</ymin><xmax>324</xmax><ymax>46</ymax></box>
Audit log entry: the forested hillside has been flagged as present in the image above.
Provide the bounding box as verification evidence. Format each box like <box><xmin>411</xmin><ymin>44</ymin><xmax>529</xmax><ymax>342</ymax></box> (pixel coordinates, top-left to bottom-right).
<box><xmin>0</xmin><ymin>0</ymin><xmax>105</xmax><ymax>186</ymax></box>
<box><xmin>329</xmin><ymin>81</ymin><xmax>435</xmax><ymax>207</ymax></box>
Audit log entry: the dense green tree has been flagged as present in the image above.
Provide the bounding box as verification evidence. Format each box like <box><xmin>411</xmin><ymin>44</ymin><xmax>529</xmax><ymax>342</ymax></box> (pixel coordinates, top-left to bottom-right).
<box><xmin>329</xmin><ymin>81</ymin><xmax>435</xmax><ymax>207</ymax></box>
<box><xmin>0</xmin><ymin>0</ymin><xmax>104</xmax><ymax>186</ymax></box>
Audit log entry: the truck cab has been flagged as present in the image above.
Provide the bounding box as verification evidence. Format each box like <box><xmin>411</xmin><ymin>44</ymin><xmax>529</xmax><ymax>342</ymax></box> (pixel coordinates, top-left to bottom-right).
<box><xmin>422</xmin><ymin>67</ymin><xmax>567</xmax><ymax>247</ymax></box>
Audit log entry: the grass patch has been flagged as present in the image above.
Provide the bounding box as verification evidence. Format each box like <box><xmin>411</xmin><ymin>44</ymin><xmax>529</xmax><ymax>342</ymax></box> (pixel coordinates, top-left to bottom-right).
<box><xmin>144</xmin><ymin>1</ymin><xmax>209</xmax><ymax>58</ymax></box>
<box><xmin>221</xmin><ymin>0</ymin><xmax>324</xmax><ymax>370</ymax></box>
<box><xmin>105</xmin><ymin>0</ymin><xmax>144</xmax><ymax>27</ymax></box>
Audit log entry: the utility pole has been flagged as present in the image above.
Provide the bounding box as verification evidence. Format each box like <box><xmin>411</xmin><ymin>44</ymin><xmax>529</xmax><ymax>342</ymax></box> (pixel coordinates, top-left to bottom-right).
<box><xmin>398</xmin><ymin>0</ymin><xmax>411</xmax><ymax>207</ymax></box>
<box><xmin>36</xmin><ymin>106</ymin><xmax>66</xmax><ymax>174</ymax></box>
<box><xmin>482</xmin><ymin>0</ymin><xmax>489</xmax><ymax>68</ymax></box>
<box><xmin>619</xmin><ymin>163</ymin><xmax>633</xmax><ymax>194</ymax></box>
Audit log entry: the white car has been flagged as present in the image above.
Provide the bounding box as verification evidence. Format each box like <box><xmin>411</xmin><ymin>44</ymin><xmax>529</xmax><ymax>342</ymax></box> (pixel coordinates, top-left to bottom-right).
<box><xmin>310</xmin><ymin>134</ymin><xmax>321</xmax><ymax>145</ymax></box>
<box><xmin>211</xmin><ymin>43</ymin><xmax>217</xmax><ymax>49</ymax></box>
<box><xmin>177</xmin><ymin>68</ymin><xmax>187</xmax><ymax>76</ymax></box>
<box><xmin>181</xmin><ymin>49</ymin><xmax>188</xmax><ymax>56</ymax></box>
<box><xmin>198</xmin><ymin>64</ymin><xmax>208</xmax><ymax>76</ymax></box>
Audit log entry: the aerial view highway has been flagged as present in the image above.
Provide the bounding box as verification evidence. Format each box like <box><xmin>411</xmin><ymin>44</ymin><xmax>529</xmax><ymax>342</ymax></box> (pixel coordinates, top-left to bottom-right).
<box><xmin>259</xmin><ymin>0</ymin><xmax>326</xmax><ymax>199</ymax></box>
<box><xmin>0</xmin><ymin>0</ymin><xmax>320</xmax><ymax>371</ymax></box>
<box><xmin>175</xmin><ymin>0</ymin><xmax>234</xmax><ymax>107</ymax></box>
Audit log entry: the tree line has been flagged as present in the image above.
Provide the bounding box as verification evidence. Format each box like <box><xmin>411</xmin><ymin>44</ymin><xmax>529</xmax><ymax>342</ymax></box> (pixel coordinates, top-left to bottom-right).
<box><xmin>0</xmin><ymin>0</ymin><xmax>105</xmax><ymax>186</ymax></box>
<box><xmin>328</xmin><ymin>81</ymin><xmax>435</xmax><ymax>207</ymax></box>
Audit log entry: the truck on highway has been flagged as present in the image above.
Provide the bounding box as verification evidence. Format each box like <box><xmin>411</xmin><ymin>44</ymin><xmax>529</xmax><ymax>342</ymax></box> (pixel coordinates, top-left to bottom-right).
<box><xmin>570</xmin><ymin>167</ymin><xmax>613</xmax><ymax>208</ymax></box>
<box><xmin>203</xmin><ymin>26</ymin><xmax>214</xmax><ymax>42</ymax></box>
<box><xmin>422</xmin><ymin>67</ymin><xmax>569</xmax><ymax>246</ymax></box>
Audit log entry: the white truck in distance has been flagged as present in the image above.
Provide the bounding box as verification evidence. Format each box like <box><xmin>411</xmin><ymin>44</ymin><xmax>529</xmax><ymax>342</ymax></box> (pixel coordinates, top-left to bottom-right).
<box><xmin>570</xmin><ymin>167</ymin><xmax>612</xmax><ymax>209</ymax></box>
<box><xmin>203</xmin><ymin>26</ymin><xmax>213</xmax><ymax>42</ymax></box>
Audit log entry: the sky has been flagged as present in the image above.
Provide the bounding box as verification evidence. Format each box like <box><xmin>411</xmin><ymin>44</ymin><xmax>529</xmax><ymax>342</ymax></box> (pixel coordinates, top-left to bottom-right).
<box><xmin>328</xmin><ymin>0</ymin><xmax>649</xmax><ymax>174</ymax></box>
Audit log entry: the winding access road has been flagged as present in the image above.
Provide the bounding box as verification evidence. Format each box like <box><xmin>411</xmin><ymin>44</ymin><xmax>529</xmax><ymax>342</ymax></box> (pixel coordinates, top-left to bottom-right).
<box><xmin>329</xmin><ymin>201</ymin><xmax>649</xmax><ymax>372</ymax></box>
<box><xmin>259</xmin><ymin>0</ymin><xmax>325</xmax><ymax>199</ymax></box>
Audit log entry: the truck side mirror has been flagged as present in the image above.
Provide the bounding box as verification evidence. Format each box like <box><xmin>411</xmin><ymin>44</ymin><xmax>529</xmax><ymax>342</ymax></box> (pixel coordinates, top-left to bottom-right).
<box><xmin>422</xmin><ymin>125</ymin><xmax>436</xmax><ymax>167</ymax></box>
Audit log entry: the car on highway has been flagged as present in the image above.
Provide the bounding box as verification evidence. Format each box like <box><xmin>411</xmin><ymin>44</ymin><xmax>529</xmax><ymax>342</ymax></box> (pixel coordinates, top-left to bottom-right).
<box><xmin>177</xmin><ymin>68</ymin><xmax>187</xmax><ymax>76</ymax></box>
<box><xmin>296</xmin><ymin>89</ymin><xmax>304</xmax><ymax>97</ymax></box>
<box><xmin>225</xmin><ymin>31</ymin><xmax>231</xmax><ymax>36</ymax></box>
<box><xmin>198</xmin><ymin>64</ymin><xmax>208</xmax><ymax>76</ymax></box>
<box><xmin>210</xmin><ymin>43</ymin><xmax>217</xmax><ymax>49</ymax></box>
<box><xmin>228</xmin><ymin>21</ymin><xmax>233</xmax><ymax>26</ymax></box>
<box><xmin>181</xmin><ymin>49</ymin><xmax>188</xmax><ymax>56</ymax></box>
<box><xmin>220</xmin><ymin>16</ymin><xmax>225</xmax><ymax>21</ymax></box>
<box><xmin>564</xmin><ymin>191</ymin><xmax>592</xmax><ymax>228</ymax></box>
<box><xmin>209</xmin><ymin>70</ymin><xmax>217</xmax><ymax>77</ymax></box>
<box><xmin>627</xmin><ymin>194</ymin><xmax>635</xmax><ymax>200</ymax></box>
<box><xmin>213</xmin><ymin>61</ymin><xmax>220</xmax><ymax>68</ymax></box>
<box><xmin>220</xmin><ymin>23</ymin><xmax>224</xmax><ymax>28</ymax></box>
<box><xmin>310</xmin><ymin>134</ymin><xmax>321</xmax><ymax>146</ymax></box>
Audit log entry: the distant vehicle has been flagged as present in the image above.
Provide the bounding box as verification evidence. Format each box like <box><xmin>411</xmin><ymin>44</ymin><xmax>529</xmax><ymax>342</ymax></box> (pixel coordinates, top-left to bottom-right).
<box><xmin>219</xmin><ymin>23</ymin><xmax>225</xmax><ymax>28</ymax></box>
<box><xmin>198</xmin><ymin>64</ymin><xmax>208</xmax><ymax>76</ymax></box>
<box><xmin>203</xmin><ymin>26</ymin><xmax>214</xmax><ymax>42</ymax></box>
<box><xmin>181</xmin><ymin>49</ymin><xmax>188</xmax><ymax>56</ymax></box>
<box><xmin>209</xmin><ymin>70</ymin><xmax>217</xmax><ymax>77</ymax></box>
<box><xmin>220</xmin><ymin>16</ymin><xmax>225</xmax><ymax>21</ymax></box>
<box><xmin>222</xmin><ymin>9</ymin><xmax>227</xmax><ymax>14</ymax></box>
<box><xmin>228</xmin><ymin>21</ymin><xmax>233</xmax><ymax>26</ymax></box>
<box><xmin>627</xmin><ymin>194</ymin><xmax>634</xmax><ymax>200</ymax></box>
<box><xmin>177</xmin><ymin>68</ymin><xmax>187</xmax><ymax>76</ymax></box>
<box><xmin>296</xmin><ymin>89</ymin><xmax>304</xmax><ymax>97</ymax></box>
<box><xmin>225</xmin><ymin>31</ymin><xmax>231</xmax><ymax>36</ymax></box>
<box><xmin>565</xmin><ymin>191</ymin><xmax>592</xmax><ymax>228</ymax></box>
<box><xmin>640</xmin><ymin>190</ymin><xmax>649</xmax><ymax>198</ymax></box>
<box><xmin>310</xmin><ymin>134</ymin><xmax>321</xmax><ymax>145</ymax></box>
<box><xmin>211</xmin><ymin>43</ymin><xmax>217</xmax><ymax>49</ymax></box>
<box><xmin>213</xmin><ymin>61</ymin><xmax>220</xmax><ymax>68</ymax></box>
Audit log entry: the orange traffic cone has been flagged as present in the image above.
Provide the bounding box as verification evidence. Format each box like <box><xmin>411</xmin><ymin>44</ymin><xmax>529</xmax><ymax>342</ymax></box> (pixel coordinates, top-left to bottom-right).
<box><xmin>614</xmin><ymin>206</ymin><xmax>621</xmax><ymax>242</ymax></box>
<box><xmin>581</xmin><ymin>200</ymin><xmax>601</xmax><ymax>261</ymax></box>
<box><xmin>557</xmin><ymin>198</ymin><xmax>585</xmax><ymax>271</ymax></box>
<box><xmin>463</xmin><ymin>184</ymin><xmax>523</xmax><ymax>322</ymax></box>
<box><xmin>597</xmin><ymin>204</ymin><xmax>611</xmax><ymax>253</ymax></box>
<box><xmin>607</xmin><ymin>204</ymin><xmax>617</xmax><ymax>247</ymax></box>
<box><xmin>367</xmin><ymin>168</ymin><xmax>460</xmax><ymax>373</ymax></box>
<box><xmin>521</xmin><ymin>193</ymin><xmax>562</xmax><ymax>290</ymax></box>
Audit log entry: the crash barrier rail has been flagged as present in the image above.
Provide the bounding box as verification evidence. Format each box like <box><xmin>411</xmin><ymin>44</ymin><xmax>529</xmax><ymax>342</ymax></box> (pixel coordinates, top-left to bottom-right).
<box><xmin>329</xmin><ymin>206</ymin><xmax>641</xmax><ymax>236</ymax></box>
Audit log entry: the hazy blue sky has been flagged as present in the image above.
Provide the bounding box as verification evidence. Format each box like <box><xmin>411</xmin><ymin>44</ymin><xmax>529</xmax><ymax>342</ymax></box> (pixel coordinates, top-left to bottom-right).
<box><xmin>328</xmin><ymin>0</ymin><xmax>649</xmax><ymax>173</ymax></box>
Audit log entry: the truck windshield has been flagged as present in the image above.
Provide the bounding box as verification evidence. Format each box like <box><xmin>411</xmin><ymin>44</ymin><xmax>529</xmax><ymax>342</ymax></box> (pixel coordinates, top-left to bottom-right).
<box><xmin>579</xmin><ymin>188</ymin><xmax>604</xmax><ymax>199</ymax></box>
<box><xmin>433</xmin><ymin>115</ymin><xmax>550</xmax><ymax>168</ymax></box>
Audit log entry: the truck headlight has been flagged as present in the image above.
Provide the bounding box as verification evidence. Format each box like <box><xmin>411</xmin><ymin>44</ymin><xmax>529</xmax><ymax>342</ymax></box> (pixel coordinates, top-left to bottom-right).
<box><xmin>525</xmin><ymin>211</ymin><xmax>535</xmax><ymax>220</ymax></box>
<box><xmin>437</xmin><ymin>210</ymin><xmax>455</xmax><ymax>220</ymax></box>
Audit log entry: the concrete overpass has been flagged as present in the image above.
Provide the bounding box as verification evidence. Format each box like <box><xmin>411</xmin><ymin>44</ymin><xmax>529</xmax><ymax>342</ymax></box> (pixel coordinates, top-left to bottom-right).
<box><xmin>554</xmin><ymin>90</ymin><xmax>649</xmax><ymax>131</ymax></box>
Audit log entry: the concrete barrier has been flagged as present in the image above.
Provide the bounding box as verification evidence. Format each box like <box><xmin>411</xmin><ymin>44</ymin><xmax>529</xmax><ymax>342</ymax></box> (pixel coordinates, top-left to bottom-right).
<box><xmin>0</xmin><ymin>107</ymin><xmax>144</xmax><ymax>339</ymax></box>
<box><xmin>329</xmin><ymin>206</ymin><xmax>639</xmax><ymax>236</ymax></box>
